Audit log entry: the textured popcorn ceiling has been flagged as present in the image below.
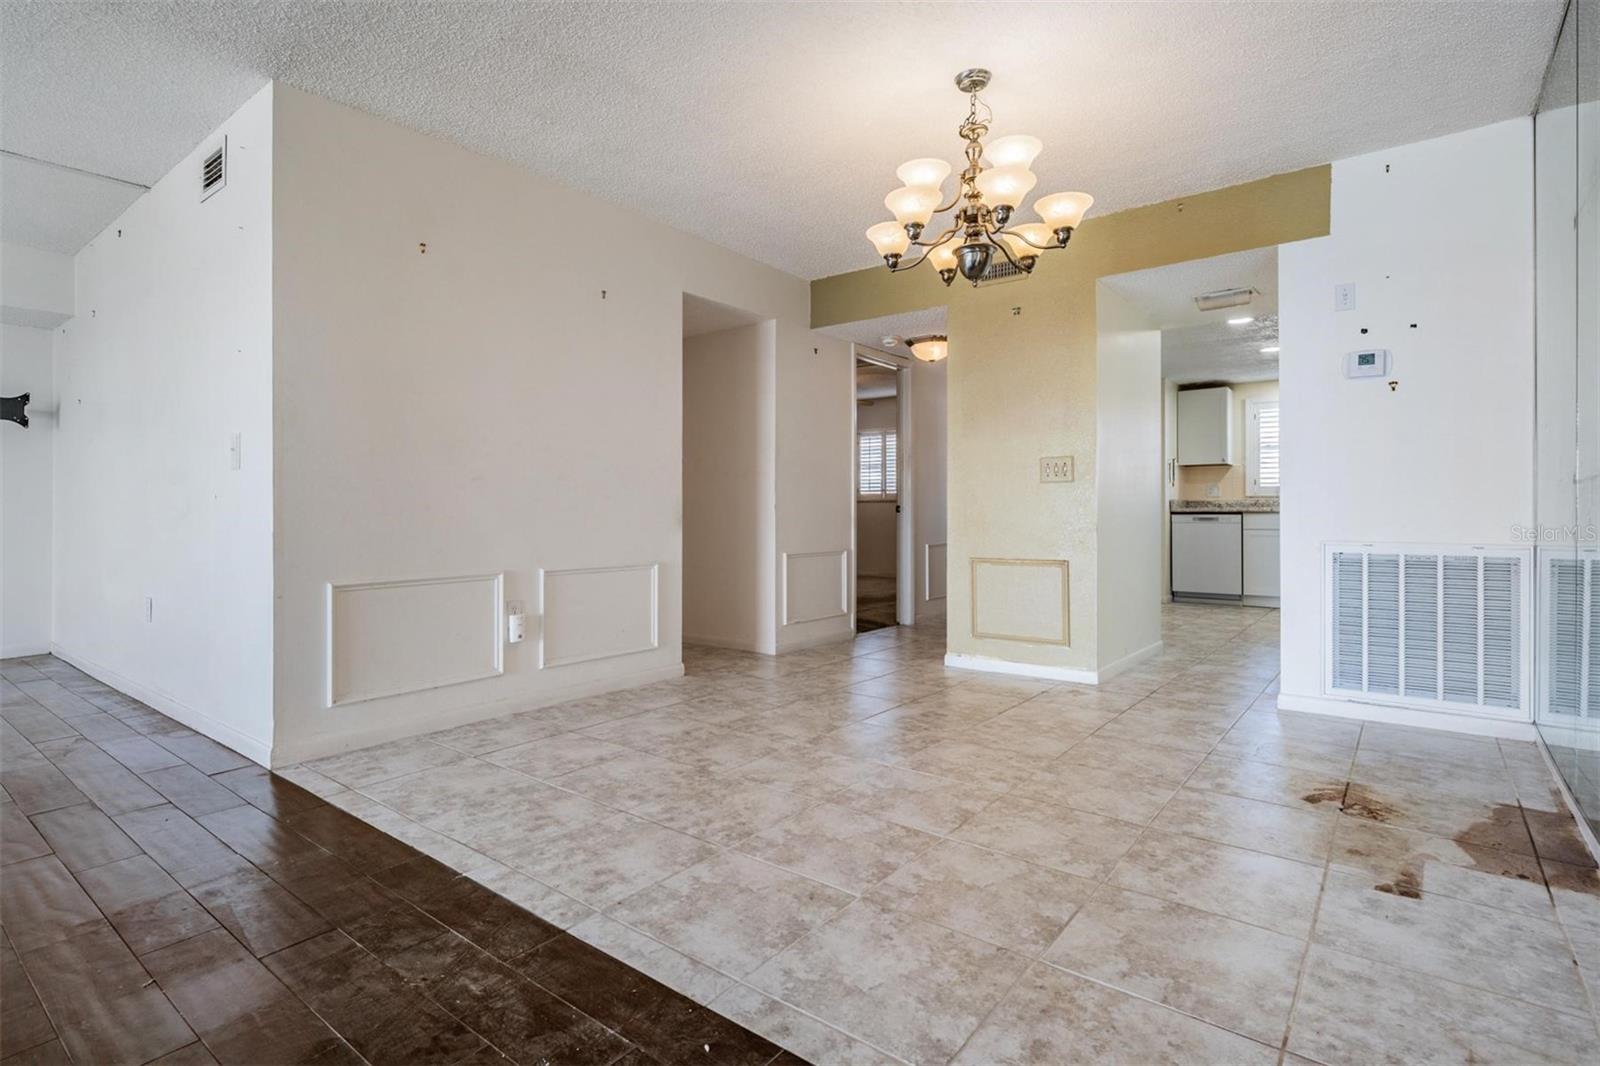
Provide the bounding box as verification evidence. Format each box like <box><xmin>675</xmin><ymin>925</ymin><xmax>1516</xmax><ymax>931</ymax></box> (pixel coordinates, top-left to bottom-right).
<box><xmin>1</xmin><ymin>1</ymin><xmax>1564</xmax><ymax>274</ymax></box>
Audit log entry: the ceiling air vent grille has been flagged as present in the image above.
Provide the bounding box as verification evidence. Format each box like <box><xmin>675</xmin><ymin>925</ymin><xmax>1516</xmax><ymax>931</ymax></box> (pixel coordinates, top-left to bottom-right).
<box><xmin>977</xmin><ymin>257</ymin><xmax>1029</xmax><ymax>286</ymax></box>
<box><xmin>201</xmin><ymin>137</ymin><xmax>226</xmax><ymax>201</ymax></box>
<box><xmin>1325</xmin><ymin>543</ymin><xmax>1531</xmax><ymax>720</ymax></box>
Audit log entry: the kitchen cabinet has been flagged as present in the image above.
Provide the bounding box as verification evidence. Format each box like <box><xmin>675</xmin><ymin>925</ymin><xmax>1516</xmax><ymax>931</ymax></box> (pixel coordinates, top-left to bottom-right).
<box><xmin>1177</xmin><ymin>386</ymin><xmax>1234</xmax><ymax>465</ymax></box>
<box><xmin>1243</xmin><ymin>512</ymin><xmax>1280</xmax><ymax>601</ymax></box>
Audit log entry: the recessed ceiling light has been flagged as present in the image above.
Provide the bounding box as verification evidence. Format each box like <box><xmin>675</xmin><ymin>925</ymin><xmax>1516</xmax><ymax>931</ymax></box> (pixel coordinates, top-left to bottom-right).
<box><xmin>1227</xmin><ymin>316</ymin><xmax>1254</xmax><ymax>325</ymax></box>
<box><xmin>881</xmin><ymin>335</ymin><xmax>899</xmax><ymax>347</ymax></box>
<box><xmin>1260</xmin><ymin>345</ymin><xmax>1280</xmax><ymax>354</ymax></box>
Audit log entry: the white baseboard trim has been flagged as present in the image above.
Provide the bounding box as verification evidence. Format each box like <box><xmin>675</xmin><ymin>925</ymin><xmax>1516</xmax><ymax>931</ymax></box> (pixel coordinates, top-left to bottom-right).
<box><xmin>2</xmin><ymin>643</ymin><xmax>51</xmax><ymax>659</ymax></box>
<box><xmin>778</xmin><ymin>626</ymin><xmax>856</xmax><ymax>654</ymax></box>
<box><xmin>270</xmin><ymin>661</ymin><xmax>685</xmax><ymax>767</ymax></box>
<box><xmin>1275</xmin><ymin>691</ymin><xmax>1537</xmax><ymax>741</ymax></box>
<box><xmin>1095</xmin><ymin>640</ymin><xmax>1165</xmax><ymax>683</ymax></box>
<box><xmin>683</xmin><ymin>633</ymin><xmax>769</xmax><ymax>654</ymax></box>
<box><xmin>1535</xmin><ymin>734</ymin><xmax>1600</xmax><ymax>867</ymax></box>
<box><xmin>944</xmin><ymin>652</ymin><xmax>1100</xmax><ymax>685</ymax></box>
<box><xmin>50</xmin><ymin>644</ymin><xmax>275</xmax><ymax>766</ymax></box>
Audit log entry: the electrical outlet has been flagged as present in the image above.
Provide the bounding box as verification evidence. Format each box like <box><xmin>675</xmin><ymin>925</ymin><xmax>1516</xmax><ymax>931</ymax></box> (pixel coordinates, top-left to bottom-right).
<box><xmin>1334</xmin><ymin>283</ymin><xmax>1356</xmax><ymax>311</ymax></box>
<box><xmin>1206</xmin><ymin>485</ymin><xmax>1221</xmax><ymax>498</ymax></box>
<box><xmin>1040</xmin><ymin>456</ymin><xmax>1075</xmax><ymax>483</ymax></box>
<box><xmin>144</xmin><ymin>597</ymin><xmax>154</xmax><ymax>622</ymax></box>
<box><xmin>229</xmin><ymin>433</ymin><xmax>242</xmax><ymax>470</ymax></box>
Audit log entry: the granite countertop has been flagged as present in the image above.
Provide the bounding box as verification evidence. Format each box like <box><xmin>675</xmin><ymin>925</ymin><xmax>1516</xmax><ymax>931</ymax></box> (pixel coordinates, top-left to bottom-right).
<box><xmin>1170</xmin><ymin>498</ymin><xmax>1279</xmax><ymax>514</ymax></box>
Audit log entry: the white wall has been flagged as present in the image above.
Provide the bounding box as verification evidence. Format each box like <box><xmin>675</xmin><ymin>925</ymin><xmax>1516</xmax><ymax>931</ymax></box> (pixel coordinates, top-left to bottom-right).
<box><xmin>1094</xmin><ymin>284</ymin><xmax>1163</xmax><ymax>673</ymax></box>
<box><xmin>1</xmin><ymin>325</ymin><xmax>55</xmax><ymax>655</ymax></box>
<box><xmin>1</xmin><ymin>242</ymin><xmax>74</xmax><ymax>329</ymax></box>
<box><xmin>1278</xmin><ymin>118</ymin><xmax>1535</xmax><ymax>708</ymax></box>
<box><xmin>52</xmin><ymin>84</ymin><xmax>276</xmax><ymax>762</ymax></box>
<box><xmin>270</xmin><ymin>86</ymin><xmax>848</xmax><ymax>763</ymax></box>
<box><xmin>856</xmin><ymin>395</ymin><xmax>897</xmax><ymax>578</ymax></box>
<box><xmin>683</xmin><ymin>321</ymin><xmax>776</xmax><ymax>650</ymax></box>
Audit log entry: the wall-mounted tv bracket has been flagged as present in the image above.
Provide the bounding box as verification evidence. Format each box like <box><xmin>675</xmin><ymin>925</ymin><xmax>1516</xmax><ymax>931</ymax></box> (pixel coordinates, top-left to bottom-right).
<box><xmin>2</xmin><ymin>393</ymin><xmax>29</xmax><ymax>428</ymax></box>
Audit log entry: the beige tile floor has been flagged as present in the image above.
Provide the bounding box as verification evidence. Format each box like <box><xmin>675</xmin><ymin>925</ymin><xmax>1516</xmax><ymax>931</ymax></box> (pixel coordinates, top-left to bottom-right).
<box><xmin>293</xmin><ymin>604</ymin><xmax>1600</xmax><ymax>1065</ymax></box>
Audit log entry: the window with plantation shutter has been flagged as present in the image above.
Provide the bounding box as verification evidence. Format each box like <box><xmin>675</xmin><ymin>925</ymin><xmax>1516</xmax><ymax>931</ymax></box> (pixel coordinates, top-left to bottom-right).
<box><xmin>858</xmin><ymin>429</ymin><xmax>897</xmax><ymax>500</ymax></box>
<box><xmin>1248</xmin><ymin>399</ymin><xmax>1280</xmax><ymax>496</ymax></box>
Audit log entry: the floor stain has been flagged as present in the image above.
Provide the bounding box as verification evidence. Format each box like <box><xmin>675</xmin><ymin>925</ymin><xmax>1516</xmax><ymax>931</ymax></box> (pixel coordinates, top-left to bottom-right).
<box><xmin>1374</xmin><ymin>865</ymin><xmax>1423</xmax><ymax>899</ymax></box>
<box><xmin>1451</xmin><ymin>803</ymin><xmax>1539</xmax><ymax>858</ymax></box>
<box><xmin>1340</xmin><ymin>785</ymin><xmax>1401</xmax><ymax>823</ymax></box>
<box><xmin>1302</xmin><ymin>785</ymin><xmax>1347</xmax><ymax>808</ymax></box>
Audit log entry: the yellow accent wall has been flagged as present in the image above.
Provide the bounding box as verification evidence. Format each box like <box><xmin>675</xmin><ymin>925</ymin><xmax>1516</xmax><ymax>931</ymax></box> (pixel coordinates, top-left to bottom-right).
<box><xmin>812</xmin><ymin>166</ymin><xmax>1330</xmax><ymax>673</ymax></box>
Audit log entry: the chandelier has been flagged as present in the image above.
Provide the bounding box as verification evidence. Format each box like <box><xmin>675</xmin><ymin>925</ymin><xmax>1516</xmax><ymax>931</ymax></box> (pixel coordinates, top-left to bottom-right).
<box><xmin>866</xmin><ymin>69</ymin><xmax>1092</xmax><ymax>286</ymax></box>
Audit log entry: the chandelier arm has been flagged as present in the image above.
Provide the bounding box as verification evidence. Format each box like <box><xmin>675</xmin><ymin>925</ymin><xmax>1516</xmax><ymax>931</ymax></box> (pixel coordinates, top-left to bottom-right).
<box><xmin>889</xmin><ymin>247</ymin><xmax>937</xmax><ymax>273</ymax></box>
<box><xmin>985</xmin><ymin>232</ymin><xmax>1029</xmax><ymax>273</ymax></box>
<box><xmin>908</xmin><ymin>222</ymin><xmax>963</xmax><ymax>250</ymax></box>
<box><xmin>993</xmin><ymin>227</ymin><xmax>1056</xmax><ymax>252</ymax></box>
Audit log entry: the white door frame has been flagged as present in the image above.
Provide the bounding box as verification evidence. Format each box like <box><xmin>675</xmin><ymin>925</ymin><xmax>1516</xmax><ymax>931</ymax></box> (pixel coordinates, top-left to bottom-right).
<box><xmin>853</xmin><ymin>346</ymin><xmax>914</xmax><ymax>628</ymax></box>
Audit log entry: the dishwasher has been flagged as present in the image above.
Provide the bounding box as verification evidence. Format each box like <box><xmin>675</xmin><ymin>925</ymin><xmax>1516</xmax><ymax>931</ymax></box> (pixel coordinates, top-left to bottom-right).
<box><xmin>1171</xmin><ymin>513</ymin><xmax>1243</xmax><ymax>599</ymax></box>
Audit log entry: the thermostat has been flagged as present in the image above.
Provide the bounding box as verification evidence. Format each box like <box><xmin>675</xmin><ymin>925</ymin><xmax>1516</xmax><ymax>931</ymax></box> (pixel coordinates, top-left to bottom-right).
<box><xmin>1344</xmin><ymin>349</ymin><xmax>1391</xmax><ymax>378</ymax></box>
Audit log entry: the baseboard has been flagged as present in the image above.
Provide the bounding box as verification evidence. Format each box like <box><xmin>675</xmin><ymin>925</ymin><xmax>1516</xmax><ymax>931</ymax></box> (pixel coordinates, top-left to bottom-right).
<box><xmin>269</xmin><ymin>661</ymin><xmax>685</xmax><ymax>767</ymax></box>
<box><xmin>1535</xmin><ymin>734</ymin><xmax>1600</xmax><ymax>867</ymax></box>
<box><xmin>2</xmin><ymin>643</ymin><xmax>51</xmax><ymax>659</ymax></box>
<box><xmin>1275</xmin><ymin>691</ymin><xmax>1537</xmax><ymax>741</ymax></box>
<box><xmin>778</xmin><ymin>626</ymin><xmax>856</xmax><ymax>654</ymax></box>
<box><xmin>944</xmin><ymin>652</ymin><xmax>1100</xmax><ymax>684</ymax></box>
<box><xmin>682</xmin><ymin>633</ymin><xmax>769</xmax><ymax>654</ymax></box>
<box><xmin>1095</xmin><ymin>640</ymin><xmax>1164</xmax><ymax>683</ymax></box>
<box><xmin>49</xmin><ymin>644</ymin><xmax>275</xmax><ymax>766</ymax></box>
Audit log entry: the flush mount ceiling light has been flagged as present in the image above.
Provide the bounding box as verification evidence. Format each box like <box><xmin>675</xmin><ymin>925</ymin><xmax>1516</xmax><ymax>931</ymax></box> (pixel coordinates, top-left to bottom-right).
<box><xmin>866</xmin><ymin>69</ymin><xmax>1092</xmax><ymax>287</ymax></box>
<box><xmin>907</xmin><ymin>335</ymin><xmax>949</xmax><ymax>362</ymax></box>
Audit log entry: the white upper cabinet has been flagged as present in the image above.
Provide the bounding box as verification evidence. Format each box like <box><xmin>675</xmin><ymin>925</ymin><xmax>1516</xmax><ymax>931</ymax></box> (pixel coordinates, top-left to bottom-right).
<box><xmin>1177</xmin><ymin>386</ymin><xmax>1234</xmax><ymax>466</ymax></box>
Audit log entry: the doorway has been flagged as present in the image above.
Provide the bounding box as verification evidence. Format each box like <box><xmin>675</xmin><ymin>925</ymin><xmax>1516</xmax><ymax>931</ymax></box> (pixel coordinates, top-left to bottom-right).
<box><xmin>681</xmin><ymin>293</ymin><xmax>776</xmax><ymax>653</ymax></box>
<box><xmin>855</xmin><ymin>355</ymin><xmax>900</xmax><ymax>631</ymax></box>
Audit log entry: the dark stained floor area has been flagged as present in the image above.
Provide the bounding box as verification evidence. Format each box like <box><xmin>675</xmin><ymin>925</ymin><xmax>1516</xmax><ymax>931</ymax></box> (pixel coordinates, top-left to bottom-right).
<box><xmin>0</xmin><ymin>655</ymin><xmax>797</xmax><ymax>1066</ymax></box>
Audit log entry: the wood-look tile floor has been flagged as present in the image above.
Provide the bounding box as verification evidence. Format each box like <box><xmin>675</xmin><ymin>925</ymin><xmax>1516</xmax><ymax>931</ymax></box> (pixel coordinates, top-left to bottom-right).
<box><xmin>0</xmin><ymin>658</ymin><xmax>791</xmax><ymax>1066</ymax></box>
<box><xmin>280</xmin><ymin>605</ymin><xmax>1599</xmax><ymax>1065</ymax></box>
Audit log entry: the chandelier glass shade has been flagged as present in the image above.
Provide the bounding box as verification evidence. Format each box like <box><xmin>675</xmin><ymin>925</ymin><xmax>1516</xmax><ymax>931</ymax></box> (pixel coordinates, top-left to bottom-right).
<box><xmin>865</xmin><ymin>69</ymin><xmax>1093</xmax><ymax>286</ymax></box>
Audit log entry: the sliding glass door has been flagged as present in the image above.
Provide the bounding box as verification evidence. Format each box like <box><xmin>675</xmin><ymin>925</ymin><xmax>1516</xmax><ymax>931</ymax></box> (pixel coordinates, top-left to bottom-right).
<box><xmin>1534</xmin><ymin>0</ymin><xmax>1599</xmax><ymax>838</ymax></box>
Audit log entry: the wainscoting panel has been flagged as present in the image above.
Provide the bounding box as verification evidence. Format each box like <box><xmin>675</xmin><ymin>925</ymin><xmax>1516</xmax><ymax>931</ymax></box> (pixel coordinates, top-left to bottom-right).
<box><xmin>328</xmin><ymin>573</ymin><xmax>504</xmax><ymax>706</ymax></box>
<box><xmin>925</xmin><ymin>542</ymin><xmax>949</xmax><ymax>602</ymax></box>
<box><xmin>783</xmin><ymin>550</ymin><xmax>849</xmax><ymax>625</ymax></box>
<box><xmin>971</xmin><ymin>557</ymin><xmax>1071</xmax><ymax>645</ymax></box>
<box><xmin>540</xmin><ymin>563</ymin><xmax>660</xmax><ymax>668</ymax></box>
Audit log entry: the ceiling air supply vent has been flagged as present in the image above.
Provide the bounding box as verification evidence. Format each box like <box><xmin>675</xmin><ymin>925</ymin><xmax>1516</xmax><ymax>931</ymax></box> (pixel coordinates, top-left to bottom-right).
<box><xmin>977</xmin><ymin>256</ymin><xmax>1029</xmax><ymax>286</ymax></box>
<box><xmin>200</xmin><ymin>137</ymin><xmax>226</xmax><ymax>201</ymax></box>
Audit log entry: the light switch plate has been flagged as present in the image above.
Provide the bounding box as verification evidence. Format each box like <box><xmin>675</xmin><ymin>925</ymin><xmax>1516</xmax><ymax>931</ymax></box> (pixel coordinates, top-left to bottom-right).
<box><xmin>1040</xmin><ymin>455</ymin><xmax>1075</xmax><ymax>483</ymax></box>
<box><xmin>1334</xmin><ymin>283</ymin><xmax>1356</xmax><ymax>311</ymax></box>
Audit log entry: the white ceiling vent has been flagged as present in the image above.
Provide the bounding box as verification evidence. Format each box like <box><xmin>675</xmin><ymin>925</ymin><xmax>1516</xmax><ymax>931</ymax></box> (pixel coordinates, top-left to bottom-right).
<box><xmin>200</xmin><ymin>136</ymin><xmax>226</xmax><ymax>201</ymax></box>
<box><xmin>1325</xmin><ymin>543</ymin><xmax>1531</xmax><ymax>720</ymax></box>
<box><xmin>977</xmin><ymin>256</ymin><xmax>1029</xmax><ymax>287</ymax></box>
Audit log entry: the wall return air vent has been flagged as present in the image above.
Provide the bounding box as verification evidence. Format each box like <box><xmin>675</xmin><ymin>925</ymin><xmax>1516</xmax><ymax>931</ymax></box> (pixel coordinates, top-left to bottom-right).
<box><xmin>200</xmin><ymin>136</ymin><xmax>226</xmax><ymax>201</ymax></box>
<box><xmin>1539</xmin><ymin>546</ymin><xmax>1599</xmax><ymax>726</ymax></box>
<box><xmin>1325</xmin><ymin>543</ymin><xmax>1532</xmax><ymax>721</ymax></box>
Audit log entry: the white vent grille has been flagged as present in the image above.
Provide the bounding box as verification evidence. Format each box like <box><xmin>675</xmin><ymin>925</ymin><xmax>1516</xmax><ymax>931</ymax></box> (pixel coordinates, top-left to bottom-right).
<box><xmin>977</xmin><ymin>257</ymin><xmax>1029</xmax><ymax>286</ymax></box>
<box><xmin>1539</xmin><ymin>547</ymin><xmax>1599</xmax><ymax>722</ymax></box>
<box><xmin>201</xmin><ymin>137</ymin><xmax>226</xmax><ymax>201</ymax></box>
<box><xmin>1325</xmin><ymin>544</ymin><xmax>1531</xmax><ymax>720</ymax></box>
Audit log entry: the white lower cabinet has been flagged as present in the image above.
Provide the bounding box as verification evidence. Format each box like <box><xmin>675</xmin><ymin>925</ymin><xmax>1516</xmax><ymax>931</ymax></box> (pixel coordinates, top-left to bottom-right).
<box><xmin>1243</xmin><ymin>513</ymin><xmax>1280</xmax><ymax>600</ymax></box>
